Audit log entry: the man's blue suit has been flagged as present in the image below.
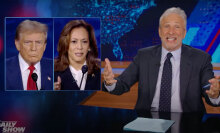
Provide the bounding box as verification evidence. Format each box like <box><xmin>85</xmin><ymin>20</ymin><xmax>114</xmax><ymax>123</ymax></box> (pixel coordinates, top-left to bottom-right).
<box><xmin>6</xmin><ymin>56</ymin><xmax>53</xmax><ymax>90</ymax></box>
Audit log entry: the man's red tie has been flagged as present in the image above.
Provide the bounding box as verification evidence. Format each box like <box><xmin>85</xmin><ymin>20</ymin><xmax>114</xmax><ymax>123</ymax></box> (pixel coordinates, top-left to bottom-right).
<box><xmin>27</xmin><ymin>65</ymin><xmax>37</xmax><ymax>90</ymax></box>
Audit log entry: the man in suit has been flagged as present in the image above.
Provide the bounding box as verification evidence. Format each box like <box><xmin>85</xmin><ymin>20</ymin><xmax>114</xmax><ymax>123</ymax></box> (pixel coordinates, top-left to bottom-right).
<box><xmin>103</xmin><ymin>7</ymin><xmax>220</xmax><ymax>112</ymax></box>
<box><xmin>6</xmin><ymin>19</ymin><xmax>53</xmax><ymax>90</ymax></box>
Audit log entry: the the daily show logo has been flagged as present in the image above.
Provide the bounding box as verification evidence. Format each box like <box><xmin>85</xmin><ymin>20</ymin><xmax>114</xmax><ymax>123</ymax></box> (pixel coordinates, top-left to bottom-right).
<box><xmin>0</xmin><ymin>121</ymin><xmax>25</xmax><ymax>133</ymax></box>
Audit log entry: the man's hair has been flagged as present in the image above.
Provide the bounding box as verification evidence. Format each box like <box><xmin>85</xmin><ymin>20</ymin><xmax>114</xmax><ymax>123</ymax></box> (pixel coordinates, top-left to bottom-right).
<box><xmin>15</xmin><ymin>19</ymin><xmax>48</xmax><ymax>42</ymax></box>
<box><xmin>159</xmin><ymin>7</ymin><xmax>187</xmax><ymax>28</ymax></box>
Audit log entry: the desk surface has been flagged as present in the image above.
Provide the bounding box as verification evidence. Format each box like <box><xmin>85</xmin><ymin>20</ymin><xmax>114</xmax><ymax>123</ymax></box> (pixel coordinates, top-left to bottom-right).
<box><xmin>0</xmin><ymin>91</ymin><xmax>220</xmax><ymax>133</ymax></box>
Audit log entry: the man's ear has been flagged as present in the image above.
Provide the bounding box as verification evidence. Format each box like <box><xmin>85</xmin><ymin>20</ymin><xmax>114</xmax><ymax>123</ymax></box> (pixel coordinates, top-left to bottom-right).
<box><xmin>43</xmin><ymin>43</ymin><xmax>46</xmax><ymax>52</ymax></box>
<box><xmin>158</xmin><ymin>27</ymin><xmax>161</xmax><ymax>38</ymax></box>
<box><xmin>15</xmin><ymin>39</ymin><xmax>20</xmax><ymax>51</ymax></box>
<box><xmin>183</xmin><ymin>28</ymin><xmax>187</xmax><ymax>39</ymax></box>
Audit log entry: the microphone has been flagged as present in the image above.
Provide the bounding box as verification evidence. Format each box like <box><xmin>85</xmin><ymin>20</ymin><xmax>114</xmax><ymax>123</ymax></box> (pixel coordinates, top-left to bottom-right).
<box><xmin>31</xmin><ymin>73</ymin><xmax>38</xmax><ymax>90</ymax></box>
<box><xmin>79</xmin><ymin>65</ymin><xmax>88</xmax><ymax>89</ymax></box>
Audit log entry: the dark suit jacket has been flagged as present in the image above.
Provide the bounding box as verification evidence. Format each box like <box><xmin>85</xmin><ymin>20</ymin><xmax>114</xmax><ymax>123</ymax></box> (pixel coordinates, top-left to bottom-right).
<box><xmin>54</xmin><ymin>67</ymin><xmax>100</xmax><ymax>90</ymax></box>
<box><xmin>6</xmin><ymin>56</ymin><xmax>53</xmax><ymax>90</ymax></box>
<box><xmin>103</xmin><ymin>44</ymin><xmax>215</xmax><ymax>112</ymax></box>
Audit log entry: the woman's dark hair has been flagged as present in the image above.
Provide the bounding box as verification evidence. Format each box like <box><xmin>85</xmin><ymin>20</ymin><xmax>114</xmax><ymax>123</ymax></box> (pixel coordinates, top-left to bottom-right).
<box><xmin>54</xmin><ymin>20</ymin><xmax>100</xmax><ymax>74</ymax></box>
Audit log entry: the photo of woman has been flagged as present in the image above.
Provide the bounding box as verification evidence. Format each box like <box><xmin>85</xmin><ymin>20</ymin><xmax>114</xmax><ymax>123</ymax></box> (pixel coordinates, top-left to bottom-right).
<box><xmin>54</xmin><ymin>19</ymin><xmax>100</xmax><ymax>90</ymax></box>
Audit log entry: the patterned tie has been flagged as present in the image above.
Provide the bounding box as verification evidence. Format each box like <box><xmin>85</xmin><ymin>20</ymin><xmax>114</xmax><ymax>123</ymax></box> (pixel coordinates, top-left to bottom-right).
<box><xmin>27</xmin><ymin>65</ymin><xmax>37</xmax><ymax>90</ymax></box>
<box><xmin>159</xmin><ymin>53</ymin><xmax>173</xmax><ymax>112</ymax></box>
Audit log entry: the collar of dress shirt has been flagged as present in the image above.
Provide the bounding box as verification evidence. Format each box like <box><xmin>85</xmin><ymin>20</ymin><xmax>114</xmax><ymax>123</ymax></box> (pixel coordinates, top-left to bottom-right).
<box><xmin>18</xmin><ymin>53</ymin><xmax>40</xmax><ymax>73</ymax></box>
<box><xmin>69</xmin><ymin>61</ymin><xmax>87</xmax><ymax>78</ymax></box>
<box><xmin>161</xmin><ymin>46</ymin><xmax>181</xmax><ymax>62</ymax></box>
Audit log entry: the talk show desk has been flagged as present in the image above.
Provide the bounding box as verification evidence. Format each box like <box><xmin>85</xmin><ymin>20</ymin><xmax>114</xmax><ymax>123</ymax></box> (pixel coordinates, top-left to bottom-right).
<box><xmin>33</xmin><ymin>105</ymin><xmax>220</xmax><ymax>133</ymax></box>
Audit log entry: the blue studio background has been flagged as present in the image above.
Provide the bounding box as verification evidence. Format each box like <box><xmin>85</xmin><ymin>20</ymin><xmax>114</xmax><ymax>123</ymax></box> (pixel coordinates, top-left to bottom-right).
<box><xmin>0</xmin><ymin>0</ymin><xmax>220</xmax><ymax>132</ymax></box>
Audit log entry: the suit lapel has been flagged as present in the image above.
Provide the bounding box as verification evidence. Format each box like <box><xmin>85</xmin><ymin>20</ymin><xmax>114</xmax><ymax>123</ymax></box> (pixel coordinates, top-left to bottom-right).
<box><xmin>85</xmin><ymin>74</ymin><xmax>91</xmax><ymax>90</ymax></box>
<box><xmin>40</xmin><ymin>59</ymin><xmax>52</xmax><ymax>90</ymax></box>
<box><xmin>16</xmin><ymin>70</ymin><xmax>23</xmax><ymax>90</ymax></box>
<box><xmin>41</xmin><ymin>63</ymin><xmax>46</xmax><ymax>90</ymax></box>
<box><xmin>41</xmin><ymin>60</ymin><xmax>48</xmax><ymax>90</ymax></box>
<box><xmin>149</xmin><ymin>46</ymin><xmax>161</xmax><ymax>102</ymax></box>
<box><xmin>15</xmin><ymin>56</ymin><xmax>23</xmax><ymax>90</ymax></box>
<box><xmin>180</xmin><ymin>45</ymin><xmax>192</xmax><ymax>107</ymax></box>
<box><xmin>65</xmin><ymin>67</ymin><xmax>79</xmax><ymax>90</ymax></box>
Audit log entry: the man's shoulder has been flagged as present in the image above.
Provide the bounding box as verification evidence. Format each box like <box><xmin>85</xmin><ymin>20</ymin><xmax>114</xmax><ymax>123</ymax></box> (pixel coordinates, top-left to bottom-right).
<box><xmin>41</xmin><ymin>57</ymin><xmax>53</xmax><ymax>62</ymax></box>
<box><xmin>6</xmin><ymin>56</ymin><xmax>18</xmax><ymax>62</ymax></box>
<box><xmin>137</xmin><ymin>45</ymin><xmax>161</xmax><ymax>56</ymax></box>
<box><xmin>41</xmin><ymin>57</ymin><xmax>53</xmax><ymax>65</ymax></box>
<box><xmin>182</xmin><ymin>44</ymin><xmax>209</xmax><ymax>57</ymax></box>
<box><xmin>6</xmin><ymin>56</ymin><xmax>19</xmax><ymax>66</ymax></box>
<box><xmin>139</xmin><ymin>45</ymin><xmax>160</xmax><ymax>52</ymax></box>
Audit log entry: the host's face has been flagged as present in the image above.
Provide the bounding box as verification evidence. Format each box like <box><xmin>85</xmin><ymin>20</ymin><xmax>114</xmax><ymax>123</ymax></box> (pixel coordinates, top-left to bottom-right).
<box><xmin>159</xmin><ymin>13</ymin><xmax>186</xmax><ymax>51</ymax></box>
<box><xmin>68</xmin><ymin>27</ymin><xmax>90</xmax><ymax>67</ymax></box>
<box><xmin>15</xmin><ymin>32</ymin><xmax>46</xmax><ymax>65</ymax></box>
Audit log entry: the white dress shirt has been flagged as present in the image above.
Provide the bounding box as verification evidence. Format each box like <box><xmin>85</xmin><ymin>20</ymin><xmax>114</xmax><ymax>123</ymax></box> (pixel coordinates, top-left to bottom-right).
<box><xmin>18</xmin><ymin>54</ymin><xmax>41</xmax><ymax>90</ymax></box>
<box><xmin>151</xmin><ymin>47</ymin><xmax>182</xmax><ymax>112</ymax></box>
<box><xmin>69</xmin><ymin>62</ymin><xmax>88</xmax><ymax>90</ymax></box>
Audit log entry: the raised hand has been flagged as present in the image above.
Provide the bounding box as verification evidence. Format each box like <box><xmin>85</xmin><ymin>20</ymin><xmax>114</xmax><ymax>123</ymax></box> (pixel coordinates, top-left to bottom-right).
<box><xmin>54</xmin><ymin>76</ymin><xmax>61</xmax><ymax>90</ymax></box>
<box><xmin>206</xmin><ymin>76</ymin><xmax>220</xmax><ymax>98</ymax></box>
<box><xmin>103</xmin><ymin>58</ymin><xmax>117</xmax><ymax>86</ymax></box>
